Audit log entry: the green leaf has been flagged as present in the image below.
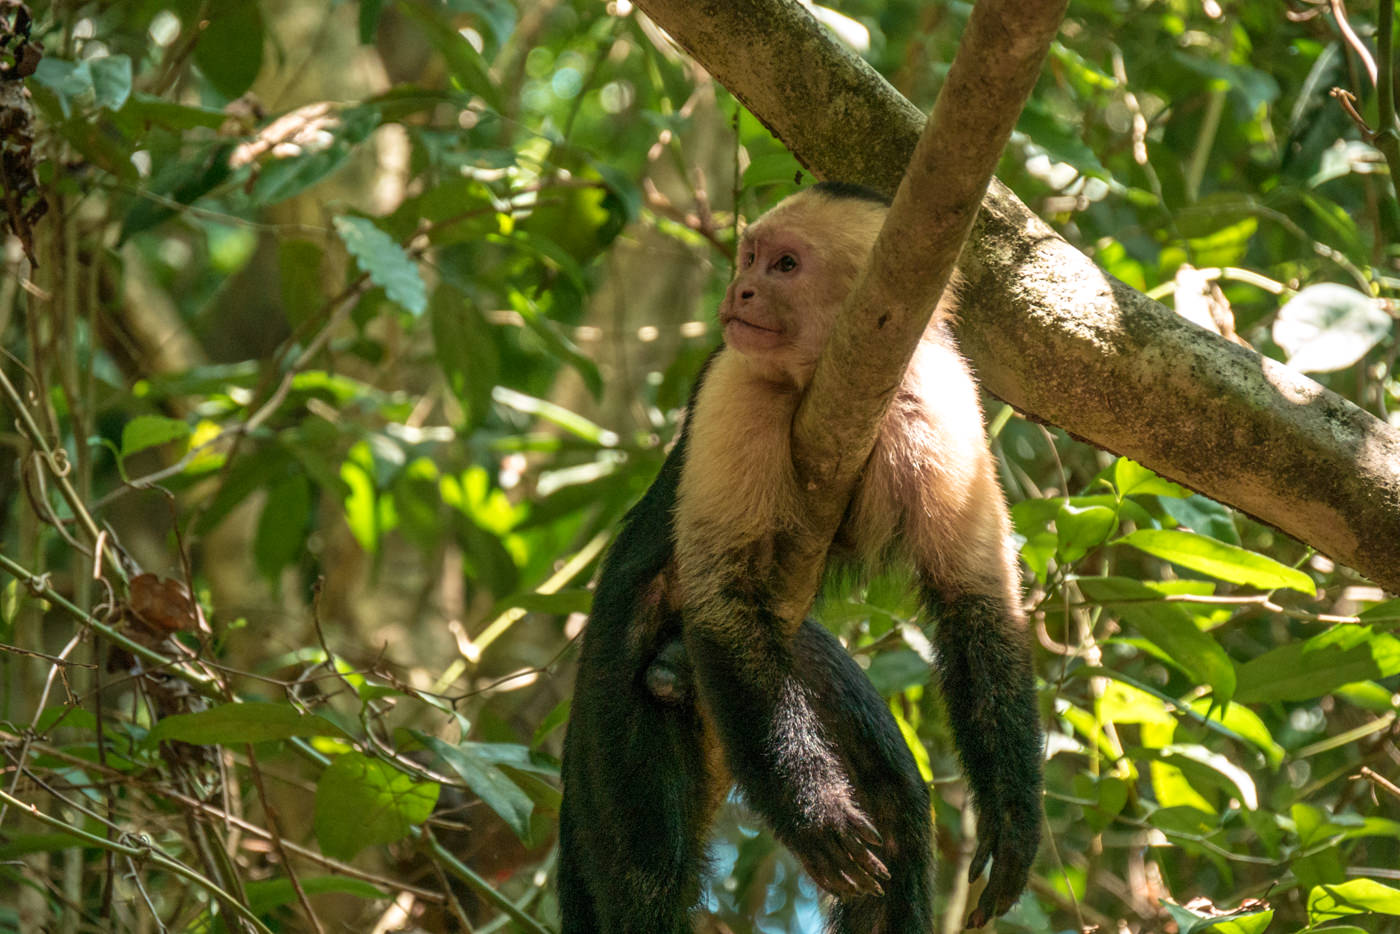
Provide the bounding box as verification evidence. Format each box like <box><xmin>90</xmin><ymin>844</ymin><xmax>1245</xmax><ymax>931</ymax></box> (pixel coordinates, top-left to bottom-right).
<box><xmin>1056</xmin><ymin>502</ymin><xmax>1117</xmax><ymax>562</ymax></box>
<box><xmin>489</xmin><ymin>589</ymin><xmax>592</xmax><ymax>618</ymax></box>
<box><xmin>742</xmin><ymin>152</ymin><xmax>806</xmax><ymax>190</ymax></box>
<box><xmin>116</xmin><ymin>94</ymin><xmax>227</xmax><ymax>130</ymax></box>
<box><xmin>314</xmin><ymin>753</ymin><xmax>439</xmax><ymax>860</ymax></box>
<box><xmin>333</xmin><ymin>215</ymin><xmax>427</xmax><ymax>316</ymax></box>
<box><xmin>491</xmin><ymin>387</ymin><xmax>617</xmax><ymax>446</ymax></box>
<box><xmin>1308</xmin><ymin>879</ymin><xmax>1400</xmax><ymax>922</ymax></box>
<box><xmin>532</xmin><ymin>698</ymin><xmax>570</xmax><ymax>749</ymax></box>
<box><xmin>245</xmin><ymin>875</ymin><xmax>386</xmax><ymax>914</ymax></box>
<box><xmin>411</xmin><ymin>731</ymin><xmax>534</xmax><ymax>841</ymax></box>
<box><xmin>1187</xmin><ymin>698</ymin><xmax>1284</xmax><ymax>769</ymax></box>
<box><xmin>1073</xmin><ymin>773</ymin><xmax>1129</xmax><ymax>833</ymax></box>
<box><xmin>1235</xmin><ymin>626</ymin><xmax>1400</xmax><ymax>703</ymax></box>
<box><xmin>399</xmin><ymin>1</ymin><xmax>503</xmax><ymax>111</ymax></box>
<box><xmin>249</xmin><ymin>107</ymin><xmax>379</xmax><ymax>206</ymax></box>
<box><xmin>1113</xmin><ymin>458</ymin><xmax>1189</xmax><ymax>498</ymax></box>
<box><xmin>1078</xmin><ymin>577</ymin><xmax>1236</xmax><ymax>703</ymax></box>
<box><xmin>32</xmin><ymin>58</ymin><xmax>94</xmax><ymax>118</ymax></box>
<box><xmin>1116</xmin><ymin>529</ymin><xmax>1315</xmax><ymax>594</ymax></box>
<box><xmin>1156</xmin><ymin>742</ymin><xmax>1258</xmax><ymax>809</ymax></box>
<box><xmin>148</xmin><ymin>702</ymin><xmax>348</xmax><ymax>745</ymax></box>
<box><xmin>1163</xmin><ymin>901</ymin><xmax>1274</xmax><ymax>934</ymax></box>
<box><xmin>431</xmin><ymin>286</ymin><xmax>500</xmax><ymax>431</ymax></box>
<box><xmin>120</xmin><ymin>415</ymin><xmax>191</xmax><ymax>458</ymax></box>
<box><xmin>0</xmin><ymin>833</ymin><xmax>88</xmax><ymax>859</ymax></box>
<box><xmin>1273</xmin><ymin>283</ymin><xmax>1392</xmax><ymax>373</ymax></box>
<box><xmin>1018</xmin><ymin>101</ymin><xmax>1106</xmax><ymax>177</ymax></box>
<box><xmin>358</xmin><ymin>0</ymin><xmax>384</xmax><ymax>43</ymax></box>
<box><xmin>89</xmin><ymin>55</ymin><xmax>133</xmax><ymax>111</ymax></box>
<box><xmin>194</xmin><ymin>1</ymin><xmax>265</xmax><ymax>99</ymax></box>
<box><xmin>278</xmin><ymin>239</ymin><xmax>324</xmax><ymax>329</ymax></box>
<box><xmin>254</xmin><ymin>473</ymin><xmax>312</xmax><ymax>581</ymax></box>
<box><xmin>1159</xmin><ymin>494</ymin><xmax>1239</xmax><ymax>546</ymax></box>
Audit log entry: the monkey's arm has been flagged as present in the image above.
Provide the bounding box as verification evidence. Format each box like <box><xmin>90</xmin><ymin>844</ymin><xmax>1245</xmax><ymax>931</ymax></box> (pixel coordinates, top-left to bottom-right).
<box><xmin>929</xmin><ymin>590</ymin><xmax>1042</xmax><ymax>927</ymax></box>
<box><xmin>682</xmin><ymin>578</ymin><xmax>892</xmax><ymax>898</ymax></box>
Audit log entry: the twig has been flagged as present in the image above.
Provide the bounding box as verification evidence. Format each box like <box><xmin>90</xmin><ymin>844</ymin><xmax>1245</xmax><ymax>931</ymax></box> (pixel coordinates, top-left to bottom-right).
<box><xmin>1330</xmin><ymin>0</ymin><xmax>1379</xmax><ymax>85</ymax></box>
<box><xmin>1357</xmin><ymin>765</ymin><xmax>1400</xmax><ymax>800</ymax></box>
<box><xmin>244</xmin><ymin>744</ymin><xmax>326</xmax><ymax>934</ymax></box>
<box><xmin>0</xmin><ymin>785</ymin><xmax>276</xmax><ymax>934</ymax></box>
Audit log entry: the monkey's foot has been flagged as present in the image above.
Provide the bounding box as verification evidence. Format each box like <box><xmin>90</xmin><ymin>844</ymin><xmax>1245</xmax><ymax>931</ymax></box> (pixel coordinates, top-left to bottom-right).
<box><xmin>786</xmin><ymin>804</ymin><xmax>890</xmax><ymax>898</ymax></box>
<box><xmin>964</xmin><ymin>812</ymin><xmax>1036</xmax><ymax>928</ymax></box>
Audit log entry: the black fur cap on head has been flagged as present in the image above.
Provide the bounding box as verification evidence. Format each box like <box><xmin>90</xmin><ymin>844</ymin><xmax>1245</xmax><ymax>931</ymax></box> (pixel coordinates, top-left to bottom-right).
<box><xmin>808</xmin><ymin>180</ymin><xmax>892</xmax><ymax>206</ymax></box>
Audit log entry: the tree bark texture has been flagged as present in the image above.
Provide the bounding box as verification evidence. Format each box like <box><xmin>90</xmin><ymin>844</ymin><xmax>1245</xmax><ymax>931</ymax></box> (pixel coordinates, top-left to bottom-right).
<box><xmin>634</xmin><ymin>0</ymin><xmax>1400</xmax><ymax>594</ymax></box>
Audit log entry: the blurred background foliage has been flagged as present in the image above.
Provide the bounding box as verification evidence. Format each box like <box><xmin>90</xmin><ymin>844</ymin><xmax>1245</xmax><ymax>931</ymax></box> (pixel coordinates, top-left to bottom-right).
<box><xmin>1</xmin><ymin>0</ymin><xmax>1399</xmax><ymax>932</ymax></box>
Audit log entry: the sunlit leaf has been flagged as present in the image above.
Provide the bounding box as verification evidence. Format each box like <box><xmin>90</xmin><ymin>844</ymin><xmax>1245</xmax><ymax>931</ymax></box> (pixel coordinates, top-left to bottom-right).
<box><xmin>1117</xmin><ymin>529</ymin><xmax>1315</xmax><ymax>594</ymax></box>
<box><xmin>120</xmin><ymin>415</ymin><xmax>191</xmax><ymax>458</ymax></box>
<box><xmin>245</xmin><ymin>875</ymin><xmax>386</xmax><ymax>914</ymax></box>
<box><xmin>148</xmin><ymin>703</ymin><xmax>348</xmax><ymax>745</ymax></box>
<box><xmin>314</xmin><ymin>753</ymin><xmax>439</xmax><ymax>860</ymax></box>
<box><xmin>1308</xmin><ymin>879</ymin><xmax>1400</xmax><ymax>922</ymax></box>
<box><xmin>1056</xmin><ymin>503</ymin><xmax>1117</xmax><ymax>563</ymax></box>
<box><xmin>1236</xmin><ymin>626</ymin><xmax>1400</xmax><ymax>703</ymax></box>
<box><xmin>1274</xmin><ymin>284</ymin><xmax>1392</xmax><ymax>373</ymax></box>
<box><xmin>1078</xmin><ymin>577</ymin><xmax>1236</xmax><ymax>702</ymax></box>
<box><xmin>1113</xmin><ymin>458</ymin><xmax>1189</xmax><ymax>498</ymax></box>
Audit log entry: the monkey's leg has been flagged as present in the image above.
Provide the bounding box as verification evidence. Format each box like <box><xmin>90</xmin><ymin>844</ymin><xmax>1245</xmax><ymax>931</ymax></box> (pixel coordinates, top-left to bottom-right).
<box><xmin>793</xmin><ymin>620</ymin><xmax>935</xmax><ymax>934</ymax></box>
<box><xmin>560</xmin><ymin>605</ymin><xmax>722</xmax><ymax>933</ymax></box>
<box><xmin>682</xmin><ymin>593</ymin><xmax>892</xmax><ymax>901</ymax></box>
<box><xmin>925</xmin><ymin>588</ymin><xmax>1042</xmax><ymax>928</ymax></box>
<box><xmin>560</xmin><ymin>426</ymin><xmax>730</xmax><ymax>932</ymax></box>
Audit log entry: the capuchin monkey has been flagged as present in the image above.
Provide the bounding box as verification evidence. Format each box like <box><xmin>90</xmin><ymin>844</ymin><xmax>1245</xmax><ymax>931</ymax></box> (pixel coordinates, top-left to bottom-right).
<box><xmin>559</xmin><ymin>182</ymin><xmax>1041</xmax><ymax>933</ymax></box>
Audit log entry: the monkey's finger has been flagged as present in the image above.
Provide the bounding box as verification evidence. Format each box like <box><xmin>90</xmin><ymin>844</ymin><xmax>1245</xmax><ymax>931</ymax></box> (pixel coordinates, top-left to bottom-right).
<box><xmin>970</xmin><ymin>882</ymin><xmax>1014</xmax><ymax>929</ymax></box>
<box><xmin>852</xmin><ymin>845</ymin><xmax>890</xmax><ymax>884</ymax></box>
<box><xmin>967</xmin><ymin>835</ymin><xmax>993</xmax><ymax>882</ymax></box>
<box><xmin>852</xmin><ymin>812</ymin><xmax>884</xmax><ymax>849</ymax></box>
<box><xmin>835</xmin><ymin>851</ymin><xmax>886</xmax><ymax>895</ymax></box>
<box><xmin>799</xmin><ymin>846</ymin><xmax>878</xmax><ymax>898</ymax></box>
<box><xmin>839</xmin><ymin>869</ymin><xmax>884</xmax><ymax>898</ymax></box>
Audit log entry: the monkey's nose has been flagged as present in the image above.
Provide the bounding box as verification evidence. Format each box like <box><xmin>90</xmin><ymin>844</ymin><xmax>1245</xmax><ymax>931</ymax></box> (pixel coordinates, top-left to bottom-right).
<box><xmin>739</xmin><ymin>288</ymin><xmax>755</xmax><ymax>301</ymax></box>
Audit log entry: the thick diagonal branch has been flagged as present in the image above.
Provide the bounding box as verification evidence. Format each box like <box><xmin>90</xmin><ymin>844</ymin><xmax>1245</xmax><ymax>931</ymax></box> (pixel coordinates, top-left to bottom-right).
<box><xmin>636</xmin><ymin>0</ymin><xmax>1400</xmax><ymax>594</ymax></box>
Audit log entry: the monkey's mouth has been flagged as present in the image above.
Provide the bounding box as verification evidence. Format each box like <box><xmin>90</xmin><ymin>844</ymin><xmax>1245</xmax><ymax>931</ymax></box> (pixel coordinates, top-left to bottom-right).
<box><xmin>722</xmin><ymin>315</ymin><xmax>786</xmax><ymax>353</ymax></box>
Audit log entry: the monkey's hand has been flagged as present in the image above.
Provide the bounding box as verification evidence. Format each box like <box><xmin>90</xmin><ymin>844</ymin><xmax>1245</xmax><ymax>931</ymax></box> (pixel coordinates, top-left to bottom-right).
<box><xmin>782</xmin><ymin>795</ymin><xmax>889</xmax><ymax>898</ymax></box>
<box><xmin>964</xmin><ymin>805</ymin><xmax>1037</xmax><ymax>928</ymax></box>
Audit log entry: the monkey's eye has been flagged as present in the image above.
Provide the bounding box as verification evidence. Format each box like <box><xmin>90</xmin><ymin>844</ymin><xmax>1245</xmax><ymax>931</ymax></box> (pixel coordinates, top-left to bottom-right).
<box><xmin>742</xmin><ymin>250</ymin><xmax>755</xmax><ymax>268</ymax></box>
<box><xmin>774</xmin><ymin>253</ymin><xmax>798</xmax><ymax>273</ymax></box>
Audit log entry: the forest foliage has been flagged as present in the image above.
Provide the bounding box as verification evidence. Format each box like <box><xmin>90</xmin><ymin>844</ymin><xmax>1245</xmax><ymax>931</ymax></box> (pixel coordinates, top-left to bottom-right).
<box><xmin>1</xmin><ymin>1</ymin><xmax>1399</xmax><ymax>932</ymax></box>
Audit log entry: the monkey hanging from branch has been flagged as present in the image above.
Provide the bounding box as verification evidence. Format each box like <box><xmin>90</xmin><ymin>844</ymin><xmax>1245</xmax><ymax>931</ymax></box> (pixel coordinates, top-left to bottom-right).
<box><xmin>559</xmin><ymin>182</ymin><xmax>1042</xmax><ymax>933</ymax></box>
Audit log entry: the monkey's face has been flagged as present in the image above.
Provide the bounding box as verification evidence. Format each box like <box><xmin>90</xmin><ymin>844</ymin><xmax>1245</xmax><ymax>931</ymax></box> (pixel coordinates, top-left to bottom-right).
<box><xmin>720</xmin><ymin>191</ymin><xmax>885</xmax><ymax>387</ymax></box>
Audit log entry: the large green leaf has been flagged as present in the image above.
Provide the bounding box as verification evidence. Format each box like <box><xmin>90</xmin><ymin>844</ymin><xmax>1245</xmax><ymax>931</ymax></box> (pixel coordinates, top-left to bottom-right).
<box><xmin>148</xmin><ymin>702</ymin><xmax>348</xmax><ymax>745</ymax></box>
<box><xmin>334</xmin><ymin>215</ymin><xmax>427</xmax><ymax>316</ymax></box>
<box><xmin>1235</xmin><ymin>626</ymin><xmax>1400</xmax><ymax>703</ymax></box>
<box><xmin>313</xmin><ymin>753</ymin><xmax>439</xmax><ymax>861</ymax></box>
<box><xmin>430</xmin><ymin>286</ymin><xmax>500</xmax><ymax>431</ymax></box>
<box><xmin>1273</xmin><ymin>283</ymin><xmax>1392</xmax><ymax>373</ymax></box>
<box><xmin>1117</xmin><ymin>529</ymin><xmax>1315</xmax><ymax>594</ymax></box>
<box><xmin>1308</xmin><ymin>879</ymin><xmax>1400</xmax><ymax>922</ymax></box>
<box><xmin>120</xmin><ymin>415</ymin><xmax>191</xmax><ymax>458</ymax></box>
<box><xmin>1078</xmin><ymin>577</ymin><xmax>1236</xmax><ymax>702</ymax></box>
<box><xmin>244</xmin><ymin>875</ymin><xmax>386</xmax><ymax>914</ymax></box>
<box><xmin>194</xmin><ymin>1</ymin><xmax>265</xmax><ymax>99</ymax></box>
<box><xmin>411</xmin><ymin>731</ymin><xmax>534</xmax><ymax>841</ymax></box>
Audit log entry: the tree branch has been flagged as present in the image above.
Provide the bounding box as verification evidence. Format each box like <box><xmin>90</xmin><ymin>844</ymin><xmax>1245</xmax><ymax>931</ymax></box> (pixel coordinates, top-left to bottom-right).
<box><xmin>636</xmin><ymin>0</ymin><xmax>1400</xmax><ymax>594</ymax></box>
